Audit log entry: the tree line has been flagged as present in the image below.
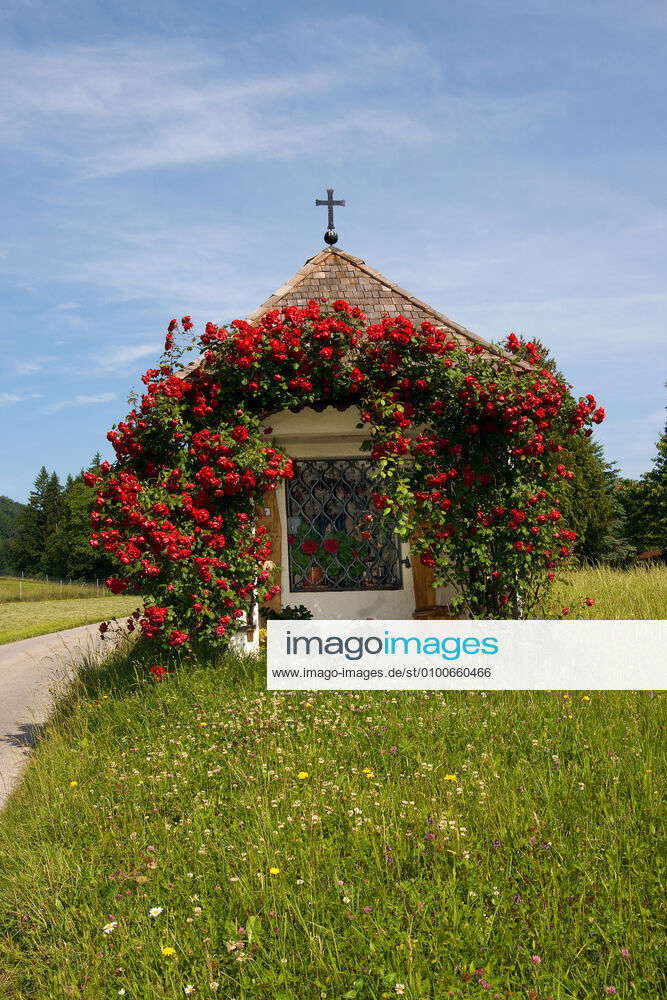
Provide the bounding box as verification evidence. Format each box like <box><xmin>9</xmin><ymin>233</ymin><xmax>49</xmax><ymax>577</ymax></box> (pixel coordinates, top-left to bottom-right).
<box><xmin>4</xmin><ymin>455</ymin><xmax>115</xmax><ymax>581</ymax></box>
<box><xmin>527</xmin><ymin>351</ymin><xmax>666</xmax><ymax>564</ymax></box>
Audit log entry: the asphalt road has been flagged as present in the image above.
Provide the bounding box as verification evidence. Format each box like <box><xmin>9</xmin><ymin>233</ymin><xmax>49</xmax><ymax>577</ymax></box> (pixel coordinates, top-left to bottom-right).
<box><xmin>0</xmin><ymin>623</ymin><xmax>110</xmax><ymax>810</ymax></box>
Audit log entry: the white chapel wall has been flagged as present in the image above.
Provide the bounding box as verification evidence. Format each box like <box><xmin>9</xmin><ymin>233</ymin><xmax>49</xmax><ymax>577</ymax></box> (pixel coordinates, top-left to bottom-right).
<box><xmin>269</xmin><ymin>406</ymin><xmax>416</xmax><ymax>620</ymax></box>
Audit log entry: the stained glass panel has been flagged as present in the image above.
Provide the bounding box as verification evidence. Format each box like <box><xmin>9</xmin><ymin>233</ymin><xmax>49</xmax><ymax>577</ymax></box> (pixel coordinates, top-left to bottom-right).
<box><xmin>285</xmin><ymin>458</ymin><xmax>403</xmax><ymax>592</ymax></box>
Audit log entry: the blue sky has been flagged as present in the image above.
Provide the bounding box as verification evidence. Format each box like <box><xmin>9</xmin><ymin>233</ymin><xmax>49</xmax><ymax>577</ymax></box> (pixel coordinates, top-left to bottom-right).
<box><xmin>1</xmin><ymin>0</ymin><xmax>665</xmax><ymax>501</ymax></box>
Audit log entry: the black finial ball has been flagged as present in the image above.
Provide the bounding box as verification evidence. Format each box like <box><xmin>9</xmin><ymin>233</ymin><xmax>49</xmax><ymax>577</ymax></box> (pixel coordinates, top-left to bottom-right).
<box><xmin>324</xmin><ymin>228</ymin><xmax>338</xmax><ymax>245</ymax></box>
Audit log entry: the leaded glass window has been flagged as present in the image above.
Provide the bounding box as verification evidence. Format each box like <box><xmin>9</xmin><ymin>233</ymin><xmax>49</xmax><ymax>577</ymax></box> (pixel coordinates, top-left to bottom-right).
<box><xmin>285</xmin><ymin>458</ymin><xmax>403</xmax><ymax>592</ymax></box>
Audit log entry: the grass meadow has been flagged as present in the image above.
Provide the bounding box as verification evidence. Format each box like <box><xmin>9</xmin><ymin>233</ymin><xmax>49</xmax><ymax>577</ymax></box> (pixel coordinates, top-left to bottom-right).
<box><xmin>0</xmin><ymin>664</ymin><xmax>664</xmax><ymax>996</ymax></box>
<box><xmin>0</xmin><ymin>566</ymin><xmax>664</xmax><ymax>999</ymax></box>
<box><xmin>533</xmin><ymin>564</ymin><xmax>666</xmax><ymax>620</ymax></box>
<box><xmin>0</xmin><ymin>576</ymin><xmax>106</xmax><ymax>603</ymax></box>
<box><xmin>0</xmin><ymin>595</ymin><xmax>139</xmax><ymax>645</ymax></box>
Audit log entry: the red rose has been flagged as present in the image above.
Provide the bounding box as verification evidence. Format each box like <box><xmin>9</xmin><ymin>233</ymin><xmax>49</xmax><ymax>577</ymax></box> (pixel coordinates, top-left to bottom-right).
<box><xmin>323</xmin><ymin>538</ymin><xmax>339</xmax><ymax>554</ymax></box>
<box><xmin>150</xmin><ymin>665</ymin><xmax>168</xmax><ymax>681</ymax></box>
<box><xmin>301</xmin><ymin>540</ymin><xmax>318</xmax><ymax>555</ymax></box>
<box><xmin>231</xmin><ymin>425</ymin><xmax>249</xmax><ymax>443</ymax></box>
<box><xmin>168</xmin><ymin>629</ymin><xmax>189</xmax><ymax>646</ymax></box>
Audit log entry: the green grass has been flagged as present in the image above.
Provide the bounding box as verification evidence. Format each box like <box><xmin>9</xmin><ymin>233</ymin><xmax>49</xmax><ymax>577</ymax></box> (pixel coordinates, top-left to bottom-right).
<box><xmin>0</xmin><ymin>575</ymin><xmax>109</xmax><ymax>604</ymax></box>
<box><xmin>0</xmin><ymin>634</ymin><xmax>663</xmax><ymax>999</ymax></box>
<box><xmin>533</xmin><ymin>564</ymin><xmax>667</xmax><ymax>619</ymax></box>
<box><xmin>0</xmin><ymin>595</ymin><xmax>140</xmax><ymax>644</ymax></box>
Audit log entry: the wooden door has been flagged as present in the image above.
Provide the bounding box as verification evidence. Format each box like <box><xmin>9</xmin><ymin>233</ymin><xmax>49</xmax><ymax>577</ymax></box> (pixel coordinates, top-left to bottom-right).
<box><xmin>258</xmin><ymin>488</ymin><xmax>282</xmax><ymax>614</ymax></box>
<box><xmin>410</xmin><ymin>534</ymin><xmax>436</xmax><ymax>614</ymax></box>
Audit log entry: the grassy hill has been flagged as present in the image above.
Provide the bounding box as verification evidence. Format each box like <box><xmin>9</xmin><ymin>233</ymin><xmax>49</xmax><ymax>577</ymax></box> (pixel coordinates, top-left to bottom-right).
<box><xmin>0</xmin><ymin>496</ymin><xmax>25</xmax><ymax>574</ymax></box>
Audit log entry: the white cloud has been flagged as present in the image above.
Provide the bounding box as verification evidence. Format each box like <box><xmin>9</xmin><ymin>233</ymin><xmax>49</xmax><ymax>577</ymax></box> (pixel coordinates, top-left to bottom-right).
<box><xmin>15</xmin><ymin>361</ymin><xmax>42</xmax><ymax>375</ymax></box>
<box><xmin>0</xmin><ymin>27</ymin><xmax>567</xmax><ymax>178</ymax></box>
<box><xmin>47</xmin><ymin>392</ymin><xmax>116</xmax><ymax>412</ymax></box>
<box><xmin>0</xmin><ymin>391</ymin><xmax>41</xmax><ymax>405</ymax></box>
<box><xmin>35</xmin><ymin>216</ymin><xmax>277</xmax><ymax>318</ymax></box>
<box><xmin>93</xmin><ymin>342</ymin><xmax>161</xmax><ymax>371</ymax></box>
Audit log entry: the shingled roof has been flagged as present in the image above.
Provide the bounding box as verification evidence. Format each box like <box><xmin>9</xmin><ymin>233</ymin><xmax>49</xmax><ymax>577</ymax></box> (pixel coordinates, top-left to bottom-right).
<box><xmin>245</xmin><ymin>247</ymin><xmax>495</xmax><ymax>352</ymax></box>
<box><xmin>181</xmin><ymin>247</ymin><xmax>505</xmax><ymax>378</ymax></box>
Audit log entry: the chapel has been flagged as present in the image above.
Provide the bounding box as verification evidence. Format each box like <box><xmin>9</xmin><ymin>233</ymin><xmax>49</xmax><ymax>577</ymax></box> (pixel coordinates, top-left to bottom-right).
<box><xmin>229</xmin><ymin>236</ymin><xmax>496</xmax><ymax>628</ymax></box>
<box><xmin>184</xmin><ymin>192</ymin><xmax>504</xmax><ymax>639</ymax></box>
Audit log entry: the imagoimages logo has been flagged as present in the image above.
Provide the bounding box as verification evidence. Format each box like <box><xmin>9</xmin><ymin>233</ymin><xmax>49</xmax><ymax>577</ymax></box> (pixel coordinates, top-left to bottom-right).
<box><xmin>266</xmin><ymin>619</ymin><xmax>667</xmax><ymax>690</ymax></box>
<box><xmin>285</xmin><ymin>629</ymin><xmax>499</xmax><ymax>661</ymax></box>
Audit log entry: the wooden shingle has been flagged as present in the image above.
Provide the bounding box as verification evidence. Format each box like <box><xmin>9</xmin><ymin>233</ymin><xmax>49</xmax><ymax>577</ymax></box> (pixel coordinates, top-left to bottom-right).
<box><xmin>245</xmin><ymin>247</ymin><xmax>494</xmax><ymax>351</ymax></box>
<box><xmin>180</xmin><ymin>247</ymin><xmax>506</xmax><ymax>378</ymax></box>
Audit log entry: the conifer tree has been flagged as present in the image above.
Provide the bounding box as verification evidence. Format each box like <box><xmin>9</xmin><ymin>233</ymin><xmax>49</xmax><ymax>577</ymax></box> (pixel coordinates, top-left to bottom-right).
<box><xmin>43</xmin><ymin>456</ymin><xmax>115</xmax><ymax>580</ymax></box>
<box><xmin>618</xmin><ymin>398</ymin><xmax>667</xmax><ymax>556</ymax></box>
<box><xmin>10</xmin><ymin>466</ymin><xmax>51</xmax><ymax>573</ymax></box>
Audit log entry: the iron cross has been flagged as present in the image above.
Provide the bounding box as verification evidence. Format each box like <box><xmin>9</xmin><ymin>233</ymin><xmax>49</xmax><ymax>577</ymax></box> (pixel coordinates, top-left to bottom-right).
<box><xmin>315</xmin><ymin>187</ymin><xmax>345</xmax><ymax>245</ymax></box>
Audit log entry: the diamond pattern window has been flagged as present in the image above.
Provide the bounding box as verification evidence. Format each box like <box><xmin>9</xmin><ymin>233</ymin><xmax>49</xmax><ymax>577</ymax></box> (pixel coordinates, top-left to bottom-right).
<box><xmin>285</xmin><ymin>458</ymin><xmax>403</xmax><ymax>592</ymax></box>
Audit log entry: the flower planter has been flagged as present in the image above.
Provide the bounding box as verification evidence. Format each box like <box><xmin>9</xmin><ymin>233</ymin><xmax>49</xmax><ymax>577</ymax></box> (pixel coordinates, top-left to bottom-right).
<box><xmin>304</xmin><ymin>566</ymin><xmax>324</xmax><ymax>587</ymax></box>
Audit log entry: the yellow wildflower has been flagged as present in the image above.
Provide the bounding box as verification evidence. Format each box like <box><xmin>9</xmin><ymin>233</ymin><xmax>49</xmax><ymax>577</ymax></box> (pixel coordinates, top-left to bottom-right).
<box><xmin>297</xmin><ymin>771</ymin><xmax>309</xmax><ymax>780</ymax></box>
<box><xmin>161</xmin><ymin>946</ymin><xmax>176</xmax><ymax>956</ymax></box>
<box><xmin>69</xmin><ymin>780</ymin><xmax>78</xmax><ymax>787</ymax></box>
<box><xmin>444</xmin><ymin>774</ymin><xmax>457</xmax><ymax>781</ymax></box>
<box><xmin>269</xmin><ymin>867</ymin><xmax>280</xmax><ymax>875</ymax></box>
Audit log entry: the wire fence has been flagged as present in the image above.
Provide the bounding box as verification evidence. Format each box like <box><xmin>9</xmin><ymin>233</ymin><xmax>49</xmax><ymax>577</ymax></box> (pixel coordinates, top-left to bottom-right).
<box><xmin>0</xmin><ymin>574</ymin><xmax>107</xmax><ymax>603</ymax></box>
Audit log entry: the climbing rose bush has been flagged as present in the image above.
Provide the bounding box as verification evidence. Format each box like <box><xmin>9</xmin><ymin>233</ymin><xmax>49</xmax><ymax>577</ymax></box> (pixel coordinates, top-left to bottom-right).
<box><xmin>90</xmin><ymin>300</ymin><xmax>603</xmax><ymax>656</ymax></box>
